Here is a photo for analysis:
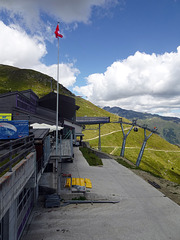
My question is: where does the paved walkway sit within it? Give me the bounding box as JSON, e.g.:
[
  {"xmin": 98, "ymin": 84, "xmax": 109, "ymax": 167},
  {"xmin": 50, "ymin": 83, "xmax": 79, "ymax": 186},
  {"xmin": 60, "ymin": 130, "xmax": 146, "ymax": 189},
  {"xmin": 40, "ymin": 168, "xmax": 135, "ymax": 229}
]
[{"xmin": 22, "ymin": 147, "xmax": 180, "ymax": 240}]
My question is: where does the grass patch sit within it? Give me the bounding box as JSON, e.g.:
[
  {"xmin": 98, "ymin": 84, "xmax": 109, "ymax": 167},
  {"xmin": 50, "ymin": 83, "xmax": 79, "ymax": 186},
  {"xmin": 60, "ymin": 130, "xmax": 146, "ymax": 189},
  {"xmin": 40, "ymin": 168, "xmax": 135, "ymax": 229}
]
[
  {"xmin": 116, "ymin": 157, "xmax": 163, "ymax": 178},
  {"xmin": 139, "ymin": 168, "xmax": 162, "ymax": 179},
  {"xmin": 72, "ymin": 196, "xmax": 86, "ymax": 200},
  {"xmin": 79, "ymin": 146, "xmax": 103, "ymax": 166},
  {"xmin": 116, "ymin": 157, "xmax": 138, "ymax": 169}
]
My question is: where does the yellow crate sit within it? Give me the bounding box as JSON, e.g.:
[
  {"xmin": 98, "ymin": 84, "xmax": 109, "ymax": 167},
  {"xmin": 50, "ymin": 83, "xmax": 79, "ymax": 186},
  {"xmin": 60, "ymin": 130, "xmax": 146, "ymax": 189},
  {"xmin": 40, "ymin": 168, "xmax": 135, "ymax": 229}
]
[
  {"xmin": 85, "ymin": 178, "xmax": 92, "ymax": 188},
  {"xmin": 71, "ymin": 178, "xmax": 90, "ymax": 188},
  {"xmin": 65, "ymin": 178, "xmax": 71, "ymax": 188},
  {"xmin": 72, "ymin": 178, "xmax": 76, "ymax": 186},
  {"xmin": 80, "ymin": 178, "xmax": 85, "ymax": 187},
  {"xmin": 75, "ymin": 178, "xmax": 80, "ymax": 186}
]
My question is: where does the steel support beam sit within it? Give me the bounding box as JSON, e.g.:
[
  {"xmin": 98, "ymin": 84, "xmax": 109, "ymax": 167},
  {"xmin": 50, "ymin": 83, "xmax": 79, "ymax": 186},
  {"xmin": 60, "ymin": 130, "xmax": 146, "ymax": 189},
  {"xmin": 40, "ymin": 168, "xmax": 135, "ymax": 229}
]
[
  {"xmin": 98, "ymin": 124, "xmax": 101, "ymax": 151},
  {"xmin": 136, "ymin": 129, "xmax": 153, "ymax": 167},
  {"xmin": 120, "ymin": 123, "xmax": 134, "ymax": 157}
]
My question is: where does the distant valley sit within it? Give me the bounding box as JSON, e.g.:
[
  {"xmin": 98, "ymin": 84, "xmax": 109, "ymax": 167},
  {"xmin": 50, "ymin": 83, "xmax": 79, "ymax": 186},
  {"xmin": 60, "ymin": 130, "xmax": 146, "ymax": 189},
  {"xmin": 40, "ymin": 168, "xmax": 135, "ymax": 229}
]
[{"xmin": 103, "ymin": 106, "xmax": 180, "ymax": 145}]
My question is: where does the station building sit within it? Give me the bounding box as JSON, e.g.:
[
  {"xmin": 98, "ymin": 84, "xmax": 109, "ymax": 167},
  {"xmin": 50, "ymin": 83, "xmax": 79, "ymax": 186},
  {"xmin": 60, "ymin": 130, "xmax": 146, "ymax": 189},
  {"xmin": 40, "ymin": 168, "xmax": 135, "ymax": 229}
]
[{"xmin": 0, "ymin": 89, "xmax": 82, "ymax": 240}]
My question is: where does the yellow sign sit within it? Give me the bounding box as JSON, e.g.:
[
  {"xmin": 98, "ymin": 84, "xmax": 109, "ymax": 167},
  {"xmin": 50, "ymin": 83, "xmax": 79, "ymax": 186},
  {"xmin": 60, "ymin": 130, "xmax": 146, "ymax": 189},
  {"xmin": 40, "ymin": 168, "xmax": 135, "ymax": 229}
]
[{"xmin": 0, "ymin": 113, "xmax": 12, "ymax": 121}]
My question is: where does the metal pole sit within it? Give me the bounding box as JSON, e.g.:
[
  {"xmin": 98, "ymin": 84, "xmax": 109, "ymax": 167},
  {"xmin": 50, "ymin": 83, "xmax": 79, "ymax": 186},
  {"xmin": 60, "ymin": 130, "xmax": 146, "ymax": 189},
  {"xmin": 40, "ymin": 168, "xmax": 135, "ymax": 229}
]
[
  {"xmin": 57, "ymin": 157, "xmax": 61, "ymax": 195},
  {"xmin": 136, "ymin": 129, "xmax": 153, "ymax": 167},
  {"xmin": 57, "ymin": 135, "xmax": 62, "ymax": 194},
  {"xmin": 70, "ymin": 130, "xmax": 73, "ymax": 158},
  {"xmin": 98, "ymin": 124, "xmax": 101, "ymax": 151},
  {"xmin": 56, "ymin": 36, "xmax": 60, "ymax": 156},
  {"xmin": 120, "ymin": 123, "xmax": 133, "ymax": 157},
  {"xmin": 9, "ymin": 140, "xmax": 12, "ymax": 172},
  {"xmin": 120, "ymin": 136, "xmax": 126, "ymax": 157}
]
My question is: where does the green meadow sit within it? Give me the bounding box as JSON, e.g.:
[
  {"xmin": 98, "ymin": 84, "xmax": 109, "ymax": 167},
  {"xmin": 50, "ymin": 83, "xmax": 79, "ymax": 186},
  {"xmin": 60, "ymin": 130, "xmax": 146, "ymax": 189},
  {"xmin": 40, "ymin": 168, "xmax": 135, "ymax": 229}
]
[
  {"xmin": 0, "ymin": 64, "xmax": 179, "ymax": 184},
  {"xmin": 76, "ymin": 96, "xmax": 180, "ymax": 184}
]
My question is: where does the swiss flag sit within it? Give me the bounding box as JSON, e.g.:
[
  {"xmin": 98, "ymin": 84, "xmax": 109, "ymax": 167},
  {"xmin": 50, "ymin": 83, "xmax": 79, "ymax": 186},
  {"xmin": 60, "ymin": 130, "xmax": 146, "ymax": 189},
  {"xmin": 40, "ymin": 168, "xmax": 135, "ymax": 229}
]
[{"xmin": 54, "ymin": 24, "xmax": 63, "ymax": 38}]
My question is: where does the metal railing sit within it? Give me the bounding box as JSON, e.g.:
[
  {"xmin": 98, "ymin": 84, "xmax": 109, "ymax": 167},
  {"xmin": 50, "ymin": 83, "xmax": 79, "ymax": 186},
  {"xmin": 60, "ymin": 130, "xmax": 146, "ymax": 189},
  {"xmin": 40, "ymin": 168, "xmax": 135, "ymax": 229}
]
[
  {"xmin": 64, "ymin": 130, "xmax": 71, "ymax": 139},
  {"xmin": 76, "ymin": 116, "xmax": 110, "ymax": 125},
  {"xmin": 0, "ymin": 134, "xmax": 35, "ymax": 175}
]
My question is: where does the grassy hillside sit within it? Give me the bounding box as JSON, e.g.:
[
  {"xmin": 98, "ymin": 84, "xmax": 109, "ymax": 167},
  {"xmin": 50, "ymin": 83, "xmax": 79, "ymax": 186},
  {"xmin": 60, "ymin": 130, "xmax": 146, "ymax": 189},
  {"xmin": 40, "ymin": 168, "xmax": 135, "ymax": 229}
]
[
  {"xmin": 0, "ymin": 64, "xmax": 74, "ymax": 97},
  {"xmin": 104, "ymin": 106, "xmax": 180, "ymax": 145},
  {"xmin": 137, "ymin": 117, "xmax": 180, "ymax": 145},
  {"xmin": 76, "ymin": 97, "xmax": 180, "ymax": 184},
  {"xmin": 0, "ymin": 64, "xmax": 179, "ymax": 184}
]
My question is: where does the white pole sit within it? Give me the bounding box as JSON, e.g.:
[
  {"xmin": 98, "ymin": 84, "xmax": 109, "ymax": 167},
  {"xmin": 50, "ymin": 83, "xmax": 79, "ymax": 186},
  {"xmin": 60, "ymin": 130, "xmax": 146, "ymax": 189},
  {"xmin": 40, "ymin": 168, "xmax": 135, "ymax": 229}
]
[
  {"xmin": 54, "ymin": 23, "xmax": 62, "ymax": 194},
  {"xmin": 56, "ymin": 35, "xmax": 60, "ymax": 157}
]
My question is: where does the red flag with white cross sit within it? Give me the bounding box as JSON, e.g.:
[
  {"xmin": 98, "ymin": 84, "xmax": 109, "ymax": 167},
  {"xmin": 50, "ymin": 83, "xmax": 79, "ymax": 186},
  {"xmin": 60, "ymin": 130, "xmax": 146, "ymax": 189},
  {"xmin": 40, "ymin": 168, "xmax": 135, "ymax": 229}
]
[{"xmin": 54, "ymin": 23, "xmax": 63, "ymax": 38}]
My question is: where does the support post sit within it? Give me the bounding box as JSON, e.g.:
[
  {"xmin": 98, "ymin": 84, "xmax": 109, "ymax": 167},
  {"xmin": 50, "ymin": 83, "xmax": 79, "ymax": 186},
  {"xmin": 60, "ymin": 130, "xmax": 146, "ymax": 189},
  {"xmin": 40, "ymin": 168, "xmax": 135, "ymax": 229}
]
[
  {"xmin": 120, "ymin": 123, "xmax": 133, "ymax": 157},
  {"xmin": 9, "ymin": 141, "xmax": 12, "ymax": 172},
  {"xmin": 55, "ymin": 36, "xmax": 60, "ymax": 157},
  {"xmin": 136, "ymin": 128, "xmax": 153, "ymax": 167},
  {"xmin": 98, "ymin": 124, "xmax": 101, "ymax": 151},
  {"xmin": 57, "ymin": 156, "xmax": 62, "ymax": 195},
  {"xmin": 54, "ymin": 22, "xmax": 63, "ymax": 196},
  {"xmin": 57, "ymin": 135, "xmax": 62, "ymax": 194},
  {"xmin": 70, "ymin": 129, "xmax": 73, "ymax": 158}
]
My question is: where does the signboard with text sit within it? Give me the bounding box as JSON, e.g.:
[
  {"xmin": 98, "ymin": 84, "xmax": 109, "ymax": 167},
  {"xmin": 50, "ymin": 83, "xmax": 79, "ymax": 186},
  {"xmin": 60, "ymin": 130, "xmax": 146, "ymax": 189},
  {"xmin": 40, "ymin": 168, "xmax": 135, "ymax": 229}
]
[
  {"xmin": 0, "ymin": 120, "xmax": 29, "ymax": 139},
  {"xmin": 0, "ymin": 113, "xmax": 12, "ymax": 121}
]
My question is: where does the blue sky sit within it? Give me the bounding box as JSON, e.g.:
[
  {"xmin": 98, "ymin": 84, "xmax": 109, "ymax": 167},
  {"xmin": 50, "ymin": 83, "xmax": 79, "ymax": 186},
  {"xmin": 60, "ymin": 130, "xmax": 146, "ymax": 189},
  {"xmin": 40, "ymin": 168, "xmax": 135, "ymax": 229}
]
[{"xmin": 0, "ymin": 0, "xmax": 180, "ymax": 118}]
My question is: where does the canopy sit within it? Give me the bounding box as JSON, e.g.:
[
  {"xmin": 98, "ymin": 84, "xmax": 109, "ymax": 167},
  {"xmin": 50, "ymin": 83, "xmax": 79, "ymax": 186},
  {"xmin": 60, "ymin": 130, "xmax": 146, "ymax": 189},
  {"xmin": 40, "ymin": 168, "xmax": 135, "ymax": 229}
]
[{"xmin": 30, "ymin": 123, "xmax": 63, "ymax": 132}]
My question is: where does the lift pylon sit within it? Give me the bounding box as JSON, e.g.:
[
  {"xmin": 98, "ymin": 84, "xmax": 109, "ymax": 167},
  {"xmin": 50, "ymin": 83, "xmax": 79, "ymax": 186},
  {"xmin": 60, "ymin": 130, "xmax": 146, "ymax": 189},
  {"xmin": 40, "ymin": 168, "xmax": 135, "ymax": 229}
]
[
  {"xmin": 136, "ymin": 126, "xmax": 158, "ymax": 166},
  {"xmin": 120, "ymin": 119, "xmax": 137, "ymax": 157}
]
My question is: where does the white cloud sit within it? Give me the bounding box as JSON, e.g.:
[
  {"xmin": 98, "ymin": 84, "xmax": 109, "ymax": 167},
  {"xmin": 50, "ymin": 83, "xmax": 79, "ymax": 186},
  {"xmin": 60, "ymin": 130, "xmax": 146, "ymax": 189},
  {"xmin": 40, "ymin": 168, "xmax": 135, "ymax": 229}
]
[
  {"xmin": 0, "ymin": 0, "xmax": 120, "ymax": 88},
  {"xmin": 74, "ymin": 48, "xmax": 180, "ymax": 118},
  {"xmin": 0, "ymin": 21, "xmax": 80, "ymax": 88},
  {"xmin": 0, "ymin": 21, "xmax": 46, "ymax": 67},
  {"xmin": 0, "ymin": 0, "xmax": 118, "ymax": 32},
  {"xmin": 34, "ymin": 63, "xmax": 80, "ymax": 88}
]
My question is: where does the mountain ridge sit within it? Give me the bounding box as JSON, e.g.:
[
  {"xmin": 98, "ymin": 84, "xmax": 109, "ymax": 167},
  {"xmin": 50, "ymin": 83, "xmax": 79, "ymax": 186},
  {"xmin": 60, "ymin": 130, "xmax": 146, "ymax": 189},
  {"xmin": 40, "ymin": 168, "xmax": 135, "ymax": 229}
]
[
  {"xmin": 0, "ymin": 64, "xmax": 74, "ymax": 97},
  {"xmin": 0, "ymin": 64, "xmax": 179, "ymax": 184},
  {"xmin": 103, "ymin": 106, "xmax": 180, "ymax": 145},
  {"xmin": 103, "ymin": 106, "xmax": 180, "ymax": 123}
]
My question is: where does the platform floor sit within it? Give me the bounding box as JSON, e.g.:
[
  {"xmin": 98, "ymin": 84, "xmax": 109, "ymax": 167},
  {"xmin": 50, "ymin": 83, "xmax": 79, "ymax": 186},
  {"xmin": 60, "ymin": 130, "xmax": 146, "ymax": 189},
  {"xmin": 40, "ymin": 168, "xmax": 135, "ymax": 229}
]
[{"xmin": 22, "ymin": 147, "xmax": 180, "ymax": 240}]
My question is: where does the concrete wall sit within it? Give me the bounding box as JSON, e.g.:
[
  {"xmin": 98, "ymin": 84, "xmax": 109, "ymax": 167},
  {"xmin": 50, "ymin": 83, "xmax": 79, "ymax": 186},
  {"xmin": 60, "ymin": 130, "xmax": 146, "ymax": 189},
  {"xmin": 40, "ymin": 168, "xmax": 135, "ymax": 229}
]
[
  {"xmin": 0, "ymin": 151, "xmax": 36, "ymax": 221},
  {"xmin": 8, "ymin": 198, "xmax": 17, "ymax": 240}
]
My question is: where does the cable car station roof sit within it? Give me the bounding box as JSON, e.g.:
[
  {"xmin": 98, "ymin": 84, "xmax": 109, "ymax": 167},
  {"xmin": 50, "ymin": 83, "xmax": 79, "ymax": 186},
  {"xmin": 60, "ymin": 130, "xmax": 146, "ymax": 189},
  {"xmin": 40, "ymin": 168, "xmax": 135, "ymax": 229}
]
[
  {"xmin": 76, "ymin": 117, "xmax": 110, "ymax": 125},
  {"xmin": 77, "ymin": 116, "xmax": 158, "ymax": 134}
]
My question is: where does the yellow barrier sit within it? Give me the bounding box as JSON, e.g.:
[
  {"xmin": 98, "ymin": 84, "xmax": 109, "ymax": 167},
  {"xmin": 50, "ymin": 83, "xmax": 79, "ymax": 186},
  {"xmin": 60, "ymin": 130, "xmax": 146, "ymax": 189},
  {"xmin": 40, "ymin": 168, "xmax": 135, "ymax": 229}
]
[
  {"xmin": 75, "ymin": 178, "xmax": 80, "ymax": 186},
  {"xmin": 65, "ymin": 178, "xmax": 71, "ymax": 188},
  {"xmin": 85, "ymin": 178, "xmax": 92, "ymax": 188},
  {"xmin": 72, "ymin": 178, "xmax": 76, "ymax": 186},
  {"xmin": 80, "ymin": 178, "xmax": 85, "ymax": 186},
  {"xmin": 66, "ymin": 178, "xmax": 92, "ymax": 189}
]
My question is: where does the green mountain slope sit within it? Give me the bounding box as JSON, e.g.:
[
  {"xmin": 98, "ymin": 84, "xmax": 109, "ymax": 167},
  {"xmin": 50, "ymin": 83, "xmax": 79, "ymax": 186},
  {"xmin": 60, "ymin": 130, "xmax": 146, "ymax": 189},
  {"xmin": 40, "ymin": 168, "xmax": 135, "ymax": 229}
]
[
  {"xmin": 137, "ymin": 117, "xmax": 180, "ymax": 145},
  {"xmin": 103, "ymin": 106, "xmax": 180, "ymax": 145},
  {"xmin": 0, "ymin": 64, "xmax": 179, "ymax": 184},
  {"xmin": 0, "ymin": 64, "xmax": 74, "ymax": 97},
  {"xmin": 76, "ymin": 97, "xmax": 180, "ymax": 184}
]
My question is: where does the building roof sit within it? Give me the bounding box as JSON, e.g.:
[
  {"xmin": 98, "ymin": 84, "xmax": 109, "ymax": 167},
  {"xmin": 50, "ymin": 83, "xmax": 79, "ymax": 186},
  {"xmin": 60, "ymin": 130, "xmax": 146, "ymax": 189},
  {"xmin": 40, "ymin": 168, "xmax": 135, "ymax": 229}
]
[
  {"xmin": 30, "ymin": 128, "xmax": 49, "ymax": 141},
  {"xmin": 30, "ymin": 123, "xmax": 63, "ymax": 132},
  {"xmin": 76, "ymin": 117, "xmax": 110, "ymax": 125}
]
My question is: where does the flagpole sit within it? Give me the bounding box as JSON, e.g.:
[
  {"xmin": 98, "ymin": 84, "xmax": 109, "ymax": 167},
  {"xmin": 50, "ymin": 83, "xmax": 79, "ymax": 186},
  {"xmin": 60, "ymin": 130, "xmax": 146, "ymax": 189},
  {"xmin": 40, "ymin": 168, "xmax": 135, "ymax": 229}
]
[
  {"xmin": 56, "ymin": 30, "xmax": 60, "ymax": 157},
  {"xmin": 54, "ymin": 22, "xmax": 63, "ymax": 194}
]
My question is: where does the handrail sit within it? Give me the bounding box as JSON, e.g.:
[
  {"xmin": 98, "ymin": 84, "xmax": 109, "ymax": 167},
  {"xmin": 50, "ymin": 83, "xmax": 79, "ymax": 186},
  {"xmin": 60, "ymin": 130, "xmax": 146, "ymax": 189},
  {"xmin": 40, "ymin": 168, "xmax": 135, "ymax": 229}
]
[
  {"xmin": 0, "ymin": 134, "xmax": 35, "ymax": 175},
  {"xmin": 0, "ymin": 134, "xmax": 34, "ymax": 150},
  {"xmin": 0, "ymin": 146, "xmax": 34, "ymax": 174},
  {"xmin": 64, "ymin": 130, "xmax": 71, "ymax": 139},
  {"xmin": 0, "ymin": 139, "xmax": 34, "ymax": 164}
]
